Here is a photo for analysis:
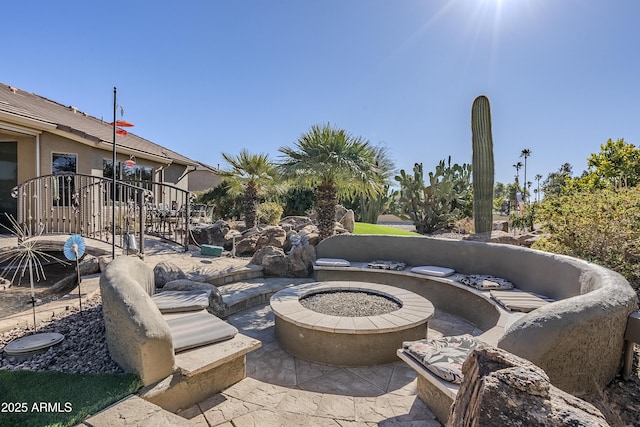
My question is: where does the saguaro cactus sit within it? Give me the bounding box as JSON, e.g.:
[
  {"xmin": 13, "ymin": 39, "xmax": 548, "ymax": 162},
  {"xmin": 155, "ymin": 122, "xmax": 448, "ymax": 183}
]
[{"xmin": 471, "ymin": 95, "xmax": 495, "ymax": 234}]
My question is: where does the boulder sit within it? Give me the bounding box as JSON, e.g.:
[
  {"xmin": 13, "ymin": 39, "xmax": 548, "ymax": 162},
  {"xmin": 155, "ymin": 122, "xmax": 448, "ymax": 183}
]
[
  {"xmin": 234, "ymin": 234, "xmax": 259, "ymax": 255},
  {"xmin": 162, "ymin": 279, "xmax": 225, "ymax": 318},
  {"xmin": 250, "ymin": 246, "xmax": 285, "ymax": 266},
  {"xmin": 334, "ymin": 204, "xmax": 348, "ymax": 222},
  {"xmin": 334, "ymin": 221, "xmax": 349, "ymax": 234},
  {"xmin": 298, "ymin": 224, "xmax": 320, "ymax": 245},
  {"xmin": 339, "ymin": 209, "xmax": 355, "ymax": 233},
  {"xmin": 190, "ymin": 220, "xmax": 231, "ymax": 247},
  {"xmin": 518, "ymin": 232, "xmax": 542, "ymax": 247},
  {"xmin": 153, "ymin": 261, "xmax": 187, "ymax": 288},
  {"xmin": 463, "ymin": 230, "xmax": 519, "ymax": 245},
  {"xmin": 261, "ymin": 251, "xmax": 290, "ymax": 277},
  {"xmin": 251, "ymin": 245, "xmax": 315, "ymax": 278},
  {"xmin": 255, "ymin": 226, "xmax": 287, "ymax": 251},
  {"xmin": 447, "ymin": 345, "xmax": 608, "ymax": 427},
  {"xmin": 287, "ymin": 244, "xmax": 316, "ymax": 277},
  {"xmin": 493, "ymin": 220, "xmax": 509, "ymax": 232},
  {"xmin": 279, "ymin": 216, "xmax": 314, "ymax": 232}
]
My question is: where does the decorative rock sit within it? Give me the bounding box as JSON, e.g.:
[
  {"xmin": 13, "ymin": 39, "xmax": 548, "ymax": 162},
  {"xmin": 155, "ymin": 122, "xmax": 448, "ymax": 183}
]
[
  {"xmin": 279, "ymin": 216, "xmax": 314, "ymax": 232},
  {"xmin": 447, "ymin": 345, "xmax": 609, "ymax": 427},
  {"xmin": 287, "ymin": 244, "xmax": 316, "ymax": 277},
  {"xmin": 339, "ymin": 209, "xmax": 355, "ymax": 233},
  {"xmin": 250, "ymin": 246, "xmax": 284, "ymax": 266},
  {"xmin": 190, "ymin": 220, "xmax": 231, "ymax": 247},
  {"xmin": 255, "ymin": 226, "xmax": 287, "ymax": 251},
  {"xmin": 493, "ymin": 220, "xmax": 509, "ymax": 232},
  {"xmin": 153, "ymin": 261, "xmax": 187, "ymax": 289},
  {"xmin": 0, "ymin": 297, "xmax": 123, "ymax": 374},
  {"xmin": 162, "ymin": 279, "xmax": 226, "ymax": 317},
  {"xmin": 235, "ymin": 234, "xmax": 259, "ymax": 255},
  {"xmin": 304, "ymin": 231, "xmax": 320, "ymax": 246},
  {"xmin": 261, "ymin": 250, "xmax": 290, "ymax": 277},
  {"xmin": 334, "ymin": 222, "xmax": 349, "ymax": 234},
  {"xmin": 463, "ymin": 230, "xmax": 519, "ymax": 245},
  {"xmin": 518, "ymin": 232, "xmax": 542, "ymax": 247},
  {"xmin": 251, "ymin": 245, "xmax": 315, "ymax": 278},
  {"xmin": 334, "ymin": 204, "xmax": 348, "ymax": 222}
]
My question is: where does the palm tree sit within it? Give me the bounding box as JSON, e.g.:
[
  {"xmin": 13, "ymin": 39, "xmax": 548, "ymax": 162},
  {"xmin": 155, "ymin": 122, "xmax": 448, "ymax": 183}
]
[
  {"xmin": 513, "ymin": 161, "xmax": 523, "ymax": 188},
  {"xmin": 220, "ymin": 149, "xmax": 279, "ymax": 229},
  {"xmin": 535, "ymin": 173, "xmax": 543, "ymax": 203},
  {"xmin": 358, "ymin": 143, "xmax": 396, "ymax": 223},
  {"xmin": 279, "ymin": 123, "xmax": 381, "ymax": 240},
  {"xmin": 520, "ymin": 149, "xmax": 531, "ymax": 203}
]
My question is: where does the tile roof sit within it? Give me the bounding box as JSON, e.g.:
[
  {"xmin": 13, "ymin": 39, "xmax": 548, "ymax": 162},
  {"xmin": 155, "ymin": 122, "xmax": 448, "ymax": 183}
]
[{"xmin": 0, "ymin": 83, "xmax": 198, "ymax": 166}]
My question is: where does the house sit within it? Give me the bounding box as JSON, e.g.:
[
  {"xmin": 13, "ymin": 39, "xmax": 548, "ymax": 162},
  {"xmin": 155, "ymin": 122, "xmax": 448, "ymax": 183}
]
[{"xmin": 0, "ymin": 83, "xmax": 221, "ymax": 232}]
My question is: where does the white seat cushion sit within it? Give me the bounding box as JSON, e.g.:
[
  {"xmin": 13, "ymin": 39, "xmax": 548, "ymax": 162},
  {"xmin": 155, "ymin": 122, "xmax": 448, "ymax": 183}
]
[
  {"xmin": 490, "ymin": 289, "xmax": 554, "ymax": 313},
  {"xmin": 315, "ymin": 258, "xmax": 351, "ymax": 267},
  {"xmin": 152, "ymin": 290, "xmax": 211, "ymax": 313},
  {"xmin": 411, "ymin": 266, "xmax": 456, "ymax": 277},
  {"xmin": 166, "ymin": 312, "xmax": 238, "ymax": 353}
]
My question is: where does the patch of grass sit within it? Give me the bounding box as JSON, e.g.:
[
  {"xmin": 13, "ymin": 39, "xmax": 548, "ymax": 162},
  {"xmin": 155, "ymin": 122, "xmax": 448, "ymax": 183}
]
[
  {"xmin": 353, "ymin": 222, "xmax": 420, "ymax": 236},
  {"xmin": 0, "ymin": 370, "xmax": 141, "ymax": 427}
]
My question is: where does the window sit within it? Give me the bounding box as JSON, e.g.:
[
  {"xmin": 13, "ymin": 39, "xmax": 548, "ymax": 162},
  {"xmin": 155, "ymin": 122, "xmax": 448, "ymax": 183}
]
[
  {"xmin": 52, "ymin": 153, "xmax": 77, "ymax": 206},
  {"xmin": 103, "ymin": 159, "xmax": 153, "ymax": 202},
  {"xmin": 103, "ymin": 159, "xmax": 153, "ymax": 183}
]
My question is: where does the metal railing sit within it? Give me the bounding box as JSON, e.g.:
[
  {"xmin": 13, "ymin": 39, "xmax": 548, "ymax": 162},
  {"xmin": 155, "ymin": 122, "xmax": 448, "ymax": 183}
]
[{"xmin": 13, "ymin": 174, "xmax": 193, "ymax": 253}]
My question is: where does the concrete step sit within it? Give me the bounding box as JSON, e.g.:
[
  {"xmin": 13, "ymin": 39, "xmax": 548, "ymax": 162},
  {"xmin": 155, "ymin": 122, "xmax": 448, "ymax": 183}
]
[
  {"xmin": 190, "ymin": 264, "xmax": 264, "ymax": 286},
  {"xmin": 218, "ymin": 277, "xmax": 315, "ymax": 317}
]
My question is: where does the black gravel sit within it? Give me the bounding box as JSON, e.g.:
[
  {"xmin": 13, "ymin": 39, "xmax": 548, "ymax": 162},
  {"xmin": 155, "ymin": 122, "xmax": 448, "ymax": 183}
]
[{"xmin": 300, "ymin": 291, "xmax": 400, "ymax": 317}]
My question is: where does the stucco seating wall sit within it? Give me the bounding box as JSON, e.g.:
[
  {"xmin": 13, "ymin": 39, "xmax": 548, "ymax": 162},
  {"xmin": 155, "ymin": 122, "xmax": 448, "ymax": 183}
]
[
  {"xmin": 314, "ymin": 234, "xmax": 638, "ymax": 396},
  {"xmin": 100, "ymin": 256, "xmax": 261, "ymax": 412}
]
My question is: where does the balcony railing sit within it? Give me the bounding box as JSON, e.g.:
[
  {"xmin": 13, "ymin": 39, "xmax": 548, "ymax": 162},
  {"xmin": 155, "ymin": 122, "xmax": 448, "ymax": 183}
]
[{"xmin": 13, "ymin": 174, "xmax": 194, "ymax": 253}]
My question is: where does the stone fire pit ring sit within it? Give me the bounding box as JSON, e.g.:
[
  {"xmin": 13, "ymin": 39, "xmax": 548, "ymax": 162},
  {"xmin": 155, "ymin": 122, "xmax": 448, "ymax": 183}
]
[{"xmin": 270, "ymin": 281, "xmax": 434, "ymax": 366}]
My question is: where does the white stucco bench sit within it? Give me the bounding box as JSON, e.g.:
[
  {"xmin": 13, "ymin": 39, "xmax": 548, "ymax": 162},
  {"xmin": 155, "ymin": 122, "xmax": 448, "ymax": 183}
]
[
  {"xmin": 100, "ymin": 256, "xmax": 261, "ymax": 412},
  {"xmin": 314, "ymin": 234, "xmax": 637, "ymax": 423}
]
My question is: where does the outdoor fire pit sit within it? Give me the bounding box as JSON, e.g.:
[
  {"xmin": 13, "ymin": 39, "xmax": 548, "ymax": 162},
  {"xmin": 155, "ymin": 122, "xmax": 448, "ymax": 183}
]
[{"xmin": 270, "ymin": 281, "xmax": 434, "ymax": 366}]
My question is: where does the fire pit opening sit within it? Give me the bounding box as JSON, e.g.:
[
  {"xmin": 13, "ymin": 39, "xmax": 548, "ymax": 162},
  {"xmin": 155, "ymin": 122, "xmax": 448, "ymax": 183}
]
[{"xmin": 299, "ymin": 290, "xmax": 401, "ymax": 317}]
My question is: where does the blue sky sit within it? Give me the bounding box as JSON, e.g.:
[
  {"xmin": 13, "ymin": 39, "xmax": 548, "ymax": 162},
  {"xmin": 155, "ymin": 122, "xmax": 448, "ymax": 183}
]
[{"xmin": 4, "ymin": 0, "xmax": 639, "ymax": 187}]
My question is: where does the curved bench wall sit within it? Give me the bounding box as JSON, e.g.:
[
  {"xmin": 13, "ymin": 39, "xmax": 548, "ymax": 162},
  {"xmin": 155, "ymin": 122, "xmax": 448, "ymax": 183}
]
[
  {"xmin": 100, "ymin": 256, "xmax": 175, "ymax": 386},
  {"xmin": 499, "ymin": 263, "xmax": 635, "ymax": 394},
  {"xmin": 315, "ymin": 234, "xmax": 638, "ymax": 394},
  {"xmin": 315, "ymin": 234, "xmax": 585, "ymax": 300}
]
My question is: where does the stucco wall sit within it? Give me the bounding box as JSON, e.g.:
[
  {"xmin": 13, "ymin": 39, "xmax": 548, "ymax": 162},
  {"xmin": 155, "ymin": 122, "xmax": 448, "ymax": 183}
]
[{"xmin": 315, "ymin": 234, "xmax": 638, "ymax": 394}]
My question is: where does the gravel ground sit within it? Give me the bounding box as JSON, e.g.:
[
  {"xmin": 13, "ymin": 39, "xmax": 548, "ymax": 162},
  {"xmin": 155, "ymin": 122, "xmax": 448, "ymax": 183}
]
[
  {"xmin": 0, "ymin": 296, "xmax": 122, "ymax": 375},
  {"xmin": 300, "ymin": 291, "xmax": 400, "ymax": 317}
]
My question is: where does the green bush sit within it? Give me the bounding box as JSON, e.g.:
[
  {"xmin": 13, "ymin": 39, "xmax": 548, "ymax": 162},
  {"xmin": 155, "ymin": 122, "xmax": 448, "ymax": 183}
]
[
  {"xmin": 533, "ymin": 187, "xmax": 640, "ymax": 293},
  {"xmin": 257, "ymin": 201, "xmax": 283, "ymax": 225},
  {"xmin": 510, "ymin": 203, "xmax": 538, "ymax": 232}
]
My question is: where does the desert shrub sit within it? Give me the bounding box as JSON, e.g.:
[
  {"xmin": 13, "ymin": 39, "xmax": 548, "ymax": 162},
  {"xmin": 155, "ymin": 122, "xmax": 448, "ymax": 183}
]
[
  {"xmin": 195, "ymin": 182, "xmax": 243, "ymax": 220},
  {"xmin": 510, "ymin": 203, "xmax": 538, "ymax": 232},
  {"xmin": 393, "ymin": 160, "xmax": 471, "ymax": 234},
  {"xmin": 533, "ymin": 187, "xmax": 640, "ymax": 292},
  {"xmin": 257, "ymin": 201, "xmax": 284, "ymax": 225},
  {"xmin": 282, "ymin": 187, "xmax": 315, "ymax": 216}
]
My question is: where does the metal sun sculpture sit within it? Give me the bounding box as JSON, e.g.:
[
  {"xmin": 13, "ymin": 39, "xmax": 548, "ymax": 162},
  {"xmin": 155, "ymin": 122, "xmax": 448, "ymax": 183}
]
[
  {"xmin": 63, "ymin": 234, "xmax": 86, "ymax": 315},
  {"xmin": 0, "ymin": 214, "xmax": 68, "ymax": 331}
]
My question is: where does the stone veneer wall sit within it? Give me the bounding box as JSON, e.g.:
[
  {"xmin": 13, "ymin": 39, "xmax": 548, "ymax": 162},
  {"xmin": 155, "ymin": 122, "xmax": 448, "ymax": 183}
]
[{"xmin": 315, "ymin": 234, "xmax": 638, "ymax": 394}]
